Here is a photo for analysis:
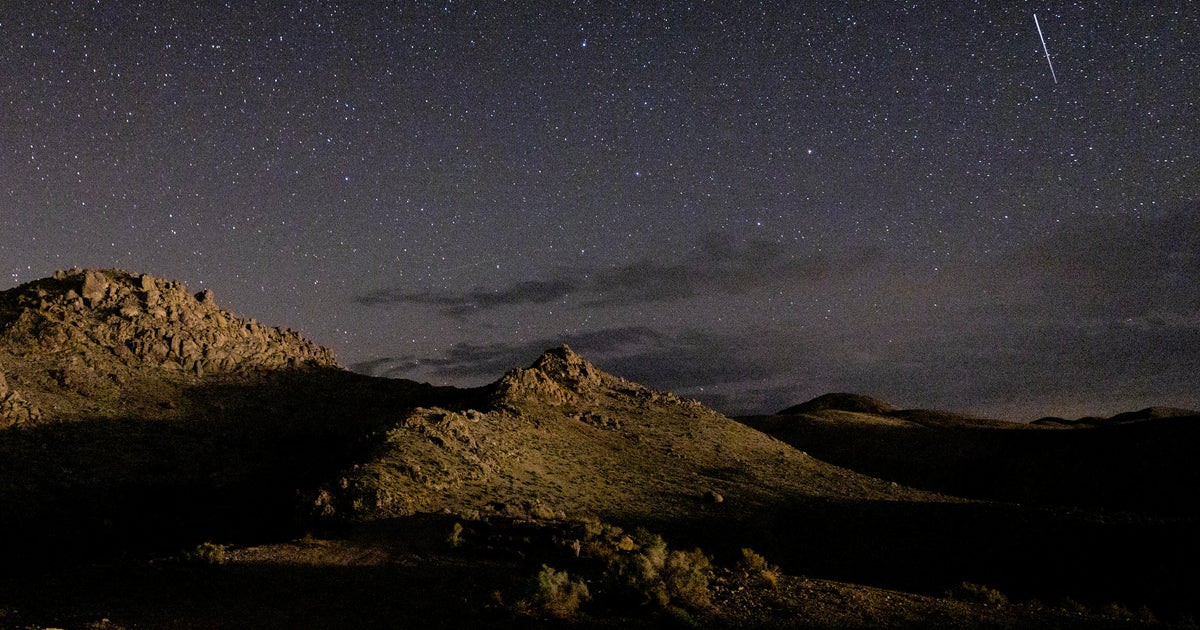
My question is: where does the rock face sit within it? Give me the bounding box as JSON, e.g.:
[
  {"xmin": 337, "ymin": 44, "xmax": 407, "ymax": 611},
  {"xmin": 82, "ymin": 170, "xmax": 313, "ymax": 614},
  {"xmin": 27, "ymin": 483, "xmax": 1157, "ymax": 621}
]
[
  {"xmin": 0, "ymin": 268, "xmax": 340, "ymax": 426},
  {"xmin": 491, "ymin": 345, "xmax": 607, "ymax": 406},
  {"xmin": 489, "ymin": 344, "xmax": 703, "ymax": 412}
]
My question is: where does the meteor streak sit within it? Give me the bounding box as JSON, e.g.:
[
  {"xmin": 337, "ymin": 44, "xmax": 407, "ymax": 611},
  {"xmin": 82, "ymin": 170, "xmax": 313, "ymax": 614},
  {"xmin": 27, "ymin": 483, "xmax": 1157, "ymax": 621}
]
[{"xmin": 1033, "ymin": 14, "xmax": 1058, "ymax": 84}]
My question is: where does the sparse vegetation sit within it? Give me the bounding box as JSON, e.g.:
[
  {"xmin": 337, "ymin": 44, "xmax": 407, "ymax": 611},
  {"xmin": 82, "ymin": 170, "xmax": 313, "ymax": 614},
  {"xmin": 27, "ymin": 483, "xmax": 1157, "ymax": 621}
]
[
  {"xmin": 447, "ymin": 521, "xmax": 464, "ymax": 548},
  {"xmin": 1100, "ymin": 601, "xmax": 1134, "ymax": 620},
  {"xmin": 187, "ymin": 541, "xmax": 229, "ymax": 565},
  {"xmin": 946, "ymin": 581, "xmax": 1007, "ymax": 608},
  {"xmin": 602, "ymin": 527, "xmax": 713, "ymax": 611},
  {"xmin": 1059, "ymin": 596, "xmax": 1089, "ymax": 615},
  {"xmin": 516, "ymin": 564, "xmax": 590, "ymax": 619},
  {"xmin": 83, "ymin": 620, "xmax": 128, "ymax": 630},
  {"xmin": 738, "ymin": 548, "xmax": 779, "ymax": 589}
]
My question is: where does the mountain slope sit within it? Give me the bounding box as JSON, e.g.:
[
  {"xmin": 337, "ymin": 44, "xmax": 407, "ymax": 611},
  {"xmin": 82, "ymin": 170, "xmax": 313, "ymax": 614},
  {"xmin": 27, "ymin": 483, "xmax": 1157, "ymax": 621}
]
[{"xmin": 319, "ymin": 346, "xmax": 934, "ymax": 525}]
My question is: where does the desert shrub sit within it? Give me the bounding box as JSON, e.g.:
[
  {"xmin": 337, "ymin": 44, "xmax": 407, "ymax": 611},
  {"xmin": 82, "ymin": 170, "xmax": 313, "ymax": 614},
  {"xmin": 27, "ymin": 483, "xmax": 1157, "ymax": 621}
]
[
  {"xmin": 447, "ymin": 522, "xmax": 464, "ymax": 548},
  {"xmin": 604, "ymin": 528, "xmax": 712, "ymax": 611},
  {"xmin": 663, "ymin": 604, "xmax": 701, "ymax": 628},
  {"xmin": 1100, "ymin": 602, "xmax": 1134, "ymax": 620},
  {"xmin": 188, "ymin": 541, "xmax": 229, "ymax": 565},
  {"xmin": 738, "ymin": 548, "xmax": 780, "ymax": 589},
  {"xmin": 759, "ymin": 569, "xmax": 779, "ymax": 589},
  {"xmin": 661, "ymin": 548, "xmax": 712, "ymax": 609},
  {"xmin": 1058, "ymin": 596, "xmax": 1089, "ymax": 615},
  {"xmin": 517, "ymin": 565, "xmax": 590, "ymax": 619},
  {"xmin": 946, "ymin": 581, "xmax": 1007, "ymax": 607},
  {"xmin": 1135, "ymin": 605, "xmax": 1158, "ymax": 623},
  {"xmin": 84, "ymin": 620, "xmax": 129, "ymax": 630},
  {"xmin": 739, "ymin": 548, "xmax": 769, "ymax": 573}
]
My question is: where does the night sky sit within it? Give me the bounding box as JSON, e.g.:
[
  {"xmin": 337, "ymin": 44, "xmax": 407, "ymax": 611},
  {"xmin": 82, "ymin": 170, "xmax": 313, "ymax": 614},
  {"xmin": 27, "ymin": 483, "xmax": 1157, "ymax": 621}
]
[{"xmin": 3, "ymin": 1, "xmax": 1198, "ymax": 420}]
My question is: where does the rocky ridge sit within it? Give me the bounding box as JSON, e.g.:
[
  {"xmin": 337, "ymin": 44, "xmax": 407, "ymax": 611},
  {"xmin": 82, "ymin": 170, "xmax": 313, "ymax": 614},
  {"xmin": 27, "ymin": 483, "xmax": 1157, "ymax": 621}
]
[
  {"xmin": 491, "ymin": 344, "xmax": 706, "ymax": 412},
  {"xmin": 0, "ymin": 268, "xmax": 339, "ymax": 427}
]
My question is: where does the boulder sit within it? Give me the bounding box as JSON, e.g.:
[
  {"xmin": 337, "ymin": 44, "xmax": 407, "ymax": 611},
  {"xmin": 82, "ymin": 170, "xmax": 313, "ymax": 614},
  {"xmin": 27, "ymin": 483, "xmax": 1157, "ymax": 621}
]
[{"xmin": 81, "ymin": 270, "xmax": 109, "ymax": 305}]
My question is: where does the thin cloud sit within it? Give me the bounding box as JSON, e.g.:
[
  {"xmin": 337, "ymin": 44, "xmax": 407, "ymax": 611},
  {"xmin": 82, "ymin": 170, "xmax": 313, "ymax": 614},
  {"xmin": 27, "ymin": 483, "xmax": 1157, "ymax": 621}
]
[
  {"xmin": 356, "ymin": 278, "xmax": 578, "ymax": 316},
  {"xmin": 356, "ymin": 236, "xmax": 842, "ymax": 315}
]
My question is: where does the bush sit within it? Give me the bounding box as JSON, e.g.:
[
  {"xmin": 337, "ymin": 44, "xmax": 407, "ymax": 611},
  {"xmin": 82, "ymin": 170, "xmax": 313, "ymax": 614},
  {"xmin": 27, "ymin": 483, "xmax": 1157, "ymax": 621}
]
[
  {"xmin": 1059, "ymin": 597, "xmax": 1089, "ymax": 615},
  {"xmin": 946, "ymin": 582, "xmax": 1007, "ymax": 607},
  {"xmin": 447, "ymin": 522, "xmax": 464, "ymax": 548},
  {"xmin": 739, "ymin": 548, "xmax": 769, "ymax": 573},
  {"xmin": 519, "ymin": 565, "xmax": 590, "ymax": 619},
  {"xmin": 1100, "ymin": 602, "xmax": 1134, "ymax": 620},
  {"xmin": 188, "ymin": 541, "xmax": 229, "ymax": 565},
  {"xmin": 662, "ymin": 548, "xmax": 712, "ymax": 609},
  {"xmin": 738, "ymin": 548, "xmax": 780, "ymax": 589},
  {"xmin": 604, "ymin": 529, "xmax": 712, "ymax": 611}
]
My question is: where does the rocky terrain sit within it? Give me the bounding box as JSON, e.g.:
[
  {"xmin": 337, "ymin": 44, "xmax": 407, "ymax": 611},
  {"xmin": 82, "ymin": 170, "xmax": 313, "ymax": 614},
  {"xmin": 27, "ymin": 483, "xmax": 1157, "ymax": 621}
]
[
  {"xmin": 0, "ymin": 268, "xmax": 335, "ymax": 428},
  {"xmin": 1, "ymin": 269, "xmax": 1197, "ymax": 628}
]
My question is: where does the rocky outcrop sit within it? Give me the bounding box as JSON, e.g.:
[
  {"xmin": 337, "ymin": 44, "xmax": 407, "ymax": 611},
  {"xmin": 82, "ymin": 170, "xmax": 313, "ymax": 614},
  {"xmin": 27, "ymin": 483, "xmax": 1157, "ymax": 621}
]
[
  {"xmin": 490, "ymin": 344, "xmax": 705, "ymax": 413},
  {"xmin": 491, "ymin": 345, "xmax": 603, "ymax": 406},
  {"xmin": 0, "ymin": 268, "xmax": 338, "ymax": 377},
  {"xmin": 0, "ymin": 359, "xmax": 40, "ymax": 428}
]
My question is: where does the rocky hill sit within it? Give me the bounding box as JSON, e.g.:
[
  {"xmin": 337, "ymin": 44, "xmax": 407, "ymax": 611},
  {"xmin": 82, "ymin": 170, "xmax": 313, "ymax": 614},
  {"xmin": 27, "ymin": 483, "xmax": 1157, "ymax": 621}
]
[
  {"xmin": 317, "ymin": 345, "xmax": 929, "ymax": 525},
  {"xmin": 0, "ymin": 268, "xmax": 337, "ymax": 427}
]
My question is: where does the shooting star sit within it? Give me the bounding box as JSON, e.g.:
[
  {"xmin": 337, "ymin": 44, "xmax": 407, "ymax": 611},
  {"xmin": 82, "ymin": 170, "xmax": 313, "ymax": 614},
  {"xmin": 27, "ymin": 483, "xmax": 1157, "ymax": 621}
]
[{"xmin": 1033, "ymin": 13, "xmax": 1058, "ymax": 84}]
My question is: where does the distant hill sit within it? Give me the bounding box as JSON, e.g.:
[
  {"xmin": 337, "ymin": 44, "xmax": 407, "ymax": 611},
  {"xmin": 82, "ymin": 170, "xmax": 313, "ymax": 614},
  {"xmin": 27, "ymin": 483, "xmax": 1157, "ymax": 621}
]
[
  {"xmin": 742, "ymin": 393, "xmax": 1200, "ymax": 516},
  {"xmin": 778, "ymin": 392, "xmax": 898, "ymax": 416},
  {"xmin": 1033, "ymin": 406, "xmax": 1199, "ymax": 427}
]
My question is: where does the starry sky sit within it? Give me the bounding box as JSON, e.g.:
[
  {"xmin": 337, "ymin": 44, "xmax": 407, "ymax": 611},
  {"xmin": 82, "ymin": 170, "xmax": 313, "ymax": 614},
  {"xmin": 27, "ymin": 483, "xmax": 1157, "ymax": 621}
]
[{"xmin": 2, "ymin": 1, "xmax": 1198, "ymax": 420}]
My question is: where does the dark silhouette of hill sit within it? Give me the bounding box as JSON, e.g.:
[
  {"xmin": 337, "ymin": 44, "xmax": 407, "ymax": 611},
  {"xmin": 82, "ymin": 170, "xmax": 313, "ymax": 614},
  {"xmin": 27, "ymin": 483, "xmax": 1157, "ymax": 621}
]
[
  {"xmin": 2, "ymin": 270, "xmax": 1198, "ymax": 627},
  {"xmin": 778, "ymin": 392, "xmax": 898, "ymax": 416},
  {"xmin": 1033, "ymin": 405, "xmax": 1198, "ymax": 427},
  {"xmin": 741, "ymin": 393, "xmax": 1200, "ymax": 517}
]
